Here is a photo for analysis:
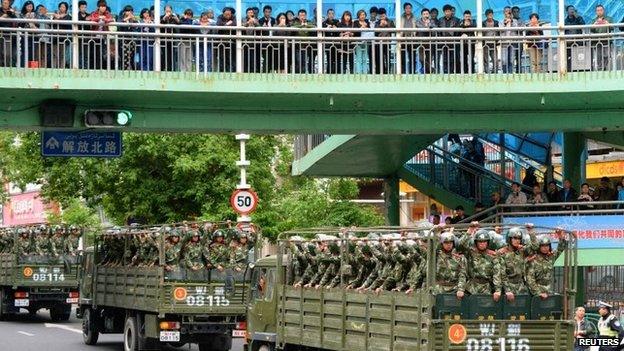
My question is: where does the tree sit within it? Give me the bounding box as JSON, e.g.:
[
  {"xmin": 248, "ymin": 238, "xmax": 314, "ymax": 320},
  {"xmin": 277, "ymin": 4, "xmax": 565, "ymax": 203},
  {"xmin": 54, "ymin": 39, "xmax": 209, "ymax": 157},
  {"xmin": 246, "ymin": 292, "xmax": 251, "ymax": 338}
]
[{"xmin": 0, "ymin": 132, "xmax": 384, "ymax": 241}]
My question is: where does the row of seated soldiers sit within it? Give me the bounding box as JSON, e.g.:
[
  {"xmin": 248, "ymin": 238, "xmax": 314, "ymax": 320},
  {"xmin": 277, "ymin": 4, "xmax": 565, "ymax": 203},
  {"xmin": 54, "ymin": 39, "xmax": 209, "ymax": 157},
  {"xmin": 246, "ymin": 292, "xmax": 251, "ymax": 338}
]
[
  {"xmin": 99, "ymin": 222, "xmax": 254, "ymax": 272},
  {"xmin": 289, "ymin": 223, "xmax": 570, "ymax": 300},
  {"xmin": 0, "ymin": 225, "xmax": 82, "ymax": 256}
]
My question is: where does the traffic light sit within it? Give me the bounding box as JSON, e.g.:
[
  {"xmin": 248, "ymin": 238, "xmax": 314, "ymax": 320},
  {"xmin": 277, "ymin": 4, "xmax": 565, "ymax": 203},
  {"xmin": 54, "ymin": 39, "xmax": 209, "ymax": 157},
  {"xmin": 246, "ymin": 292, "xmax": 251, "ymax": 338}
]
[{"xmin": 84, "ymin": 109, "xmax": 132, "ymax": 128}]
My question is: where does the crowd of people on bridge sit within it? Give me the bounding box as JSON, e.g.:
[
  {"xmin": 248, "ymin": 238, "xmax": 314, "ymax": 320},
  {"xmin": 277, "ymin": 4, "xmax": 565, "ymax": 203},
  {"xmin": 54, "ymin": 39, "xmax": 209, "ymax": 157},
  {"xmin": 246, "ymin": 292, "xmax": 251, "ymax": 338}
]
[{"xmin": 1, "ymin": 1, "xmax": 624, "ymax": 73}]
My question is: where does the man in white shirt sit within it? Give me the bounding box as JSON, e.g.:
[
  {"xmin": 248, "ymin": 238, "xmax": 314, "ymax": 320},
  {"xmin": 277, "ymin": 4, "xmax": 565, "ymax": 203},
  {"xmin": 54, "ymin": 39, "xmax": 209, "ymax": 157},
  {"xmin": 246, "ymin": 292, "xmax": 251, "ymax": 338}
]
[{"xmin": 506, "ymin": 182, "xmax": 528, "ymax": 205}]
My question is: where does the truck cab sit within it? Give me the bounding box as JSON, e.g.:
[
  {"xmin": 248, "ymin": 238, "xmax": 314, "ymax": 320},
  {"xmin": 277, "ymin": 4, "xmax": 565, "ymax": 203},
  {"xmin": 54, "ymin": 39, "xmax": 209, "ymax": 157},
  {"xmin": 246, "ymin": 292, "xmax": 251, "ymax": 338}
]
[{"xmin": 246, "ymin": 256, "xmax": 280, "ymax": 351}]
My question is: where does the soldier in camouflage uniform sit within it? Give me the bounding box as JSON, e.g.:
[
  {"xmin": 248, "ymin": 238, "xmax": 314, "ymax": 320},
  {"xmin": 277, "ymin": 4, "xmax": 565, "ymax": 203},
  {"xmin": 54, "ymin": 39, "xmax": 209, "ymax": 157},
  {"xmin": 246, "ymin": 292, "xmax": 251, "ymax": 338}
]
[
  {"xmin": 317, "ymin": 242, "xmax": 342, "ymax": 289},
  {"xmin": 362, "ymin": 236, "xmax": 396, "ymax": 293},
  {"xmin": 49, "ymin": 226, "xmax": 66, "ymax": 258},
  {"xmin": 34, "ymin": 226, "xmax": 51, "ymax": 256},
  {"xmin": 181, "ymin": 230, "xmax": 204, "ymax": 271},
  {"xmin": 395, "ymin": 236, "xmax": 427, "ymax": 294},
  {"xmin": 434, "ymin": 232, "xmax": 467, "ymax": 300},
  {"xmin": 346, "ymin": 244, "xmax": 379, "ymax": 290},
  {"xmin": 458, "ymin": 229, "xmax": 503, "ymax": 300},
  {"xmin": 230, "ymin": 232, "xmax": 250, "ymax": 272},
  {"xmin": 380, "ymin": 237, "xmax": 413, "ymax": 293},
  {"xmin": 206, "ymin": 229, "xmax": 230, "ymax": 271},
  {"xmin": 497, "ymin": 225, "xmax": 538, "ymax": 301},
  {"xmin": 164, "ymin": 228, "xmax": 182, "ymax": 272},
  {"xmin": 132, "ymin": 231, "xmax": 159, "ymax": 267},
  {"xmin": 0, "ymin": 229, "xmax": 14, "ymax": 253},
  {"xmin": 293, "ymin": 243, "xmax": 318, "ymax": 288},
  {"xmin": 526, "ymin": 229, "xmax": 569, "ymax": 299},
  {"xmin": 108, "ymin": 229, "xmax": 126, "ymax": 266},
  {"xmin": 288, "ymin": 236, "xmax": 308, "ymax": 283},
  {"xmin": 65, "ymin": 225, "xmax": 81, "ymax": 256},
  {"xmin": 16, "ymin": 229, "xmax": 32, "ymax": 256},
  {"xmin": 303, "ymin": 238, "xmax": 331, "ymax": 288}
]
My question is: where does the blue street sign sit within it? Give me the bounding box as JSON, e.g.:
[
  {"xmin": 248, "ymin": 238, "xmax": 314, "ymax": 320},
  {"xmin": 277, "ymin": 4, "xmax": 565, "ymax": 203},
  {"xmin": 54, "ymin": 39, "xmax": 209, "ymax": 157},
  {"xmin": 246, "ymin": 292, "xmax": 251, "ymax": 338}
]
[{"xmin": 41, "ymin": 131, "xmax": 122, "ymax": 157}]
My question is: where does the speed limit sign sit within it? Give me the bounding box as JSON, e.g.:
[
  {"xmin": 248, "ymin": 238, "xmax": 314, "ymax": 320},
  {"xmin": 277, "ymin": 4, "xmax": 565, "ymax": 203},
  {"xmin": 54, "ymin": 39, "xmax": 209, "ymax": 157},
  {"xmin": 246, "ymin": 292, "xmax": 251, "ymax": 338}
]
[{"xmin": 230, "ymin": 189, "xmax": 259, "ymax": 215}]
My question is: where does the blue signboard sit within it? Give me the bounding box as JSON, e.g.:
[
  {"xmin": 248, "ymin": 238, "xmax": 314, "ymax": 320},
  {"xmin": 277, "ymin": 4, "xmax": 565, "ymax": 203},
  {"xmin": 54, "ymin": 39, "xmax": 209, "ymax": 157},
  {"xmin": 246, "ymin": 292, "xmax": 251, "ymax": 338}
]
[
  {"xmin": 41, "ymin": 131, "xmax": 122, "ymax": 158},
  {"xmin": 502, "ymin": 215, "xmax": 624, "ymax": 249}
]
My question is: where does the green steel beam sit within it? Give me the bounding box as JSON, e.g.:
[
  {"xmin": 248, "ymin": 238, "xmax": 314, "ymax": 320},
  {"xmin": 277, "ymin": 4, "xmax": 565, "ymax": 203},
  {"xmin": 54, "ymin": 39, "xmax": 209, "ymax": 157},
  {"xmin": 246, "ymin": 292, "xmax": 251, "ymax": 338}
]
[
  {"xmin": 384, "ymin": 175, "xmax": 400, "ymax": 226},
  {"xmin": 292, "ymin": 134, "xmax": 441, "ymax": 177},
  {"xmin": 562, "ymin": 132, "xmax": 587, "ymax": 190},
  {"xmin": 582, "ymin": 131, "xmax": 624, "ymax": 149},
  {"xmin": 2, "ymin": 69, "xmax": 624, "ymax": 134},
  {"xmin": 398, "ymin": 166, "xmax": 475, "ymax": 213}
]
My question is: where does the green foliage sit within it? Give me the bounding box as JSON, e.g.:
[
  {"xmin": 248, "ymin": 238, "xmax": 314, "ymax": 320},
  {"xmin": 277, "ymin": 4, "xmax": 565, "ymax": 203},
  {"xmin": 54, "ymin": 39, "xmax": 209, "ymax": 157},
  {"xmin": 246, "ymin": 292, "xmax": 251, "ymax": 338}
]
[
  {"xmin": 0, "ymin": 132, "xmax": 384, "ymax": 242},
  {"xmin": 47, "ymin": 198, "xmax": 101, "ymax": 228}
]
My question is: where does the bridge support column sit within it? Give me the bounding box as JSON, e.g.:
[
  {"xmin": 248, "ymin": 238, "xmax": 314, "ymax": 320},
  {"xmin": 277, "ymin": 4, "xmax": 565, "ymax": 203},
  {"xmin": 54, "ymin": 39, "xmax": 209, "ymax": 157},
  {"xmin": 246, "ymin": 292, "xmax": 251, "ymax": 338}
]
[
  {"xmin": 384, "ymin": 174, "xmax": 400, "ymax": 226},
  {"xmin": 562, "ymin": 132, "xmax": 586, "ymax": 190}
]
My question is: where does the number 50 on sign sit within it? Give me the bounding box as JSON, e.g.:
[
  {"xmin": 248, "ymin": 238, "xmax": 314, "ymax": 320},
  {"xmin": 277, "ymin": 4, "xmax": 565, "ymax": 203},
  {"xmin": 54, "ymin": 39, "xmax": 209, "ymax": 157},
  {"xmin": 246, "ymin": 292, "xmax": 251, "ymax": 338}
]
[{"xmin": 230, "ymin": 189, "xmax": 259, "ymax": 215}]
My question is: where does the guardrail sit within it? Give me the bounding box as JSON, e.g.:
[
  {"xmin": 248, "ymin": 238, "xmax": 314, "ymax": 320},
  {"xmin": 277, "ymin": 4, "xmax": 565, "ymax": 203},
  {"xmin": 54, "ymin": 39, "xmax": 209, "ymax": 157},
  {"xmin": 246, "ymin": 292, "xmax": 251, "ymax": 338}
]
[
  {"xmin": 1, "ymin": 19, "xmax": 623, "ymax": 75},
  {"xmin": 461, "ymin": 200, "xmax": 624, "ymax": 223}
]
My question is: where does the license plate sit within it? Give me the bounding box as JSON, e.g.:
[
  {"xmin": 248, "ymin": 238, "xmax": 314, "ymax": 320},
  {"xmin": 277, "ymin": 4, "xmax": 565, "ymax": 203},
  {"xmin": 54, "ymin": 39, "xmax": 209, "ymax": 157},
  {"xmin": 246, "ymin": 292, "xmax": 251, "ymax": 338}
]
[
  {"xmin": 15, "ymin": 299, "xmax": 29, "ymax": 307},
  {"xmin": 232, "ymin": 330, "xmax": 245, "ymax": 338},
  {"xmin": 159, "ymin": 331, "xmax": 180, "ymax": 342},
  {"xmin": 66, "ymin": 298, "xmax": 79, "ymax": 304}
]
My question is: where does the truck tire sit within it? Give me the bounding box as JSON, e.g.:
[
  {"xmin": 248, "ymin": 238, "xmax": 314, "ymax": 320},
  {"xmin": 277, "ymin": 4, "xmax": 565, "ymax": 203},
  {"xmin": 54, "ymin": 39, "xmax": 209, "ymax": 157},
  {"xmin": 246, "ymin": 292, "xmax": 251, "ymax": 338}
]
[
  {"xmin": 0, "ymin": 289, "xmax": 7, "ymax": 320},
  {"xmin": 82, "ymin": 308, "xmax": 99, "ymax": 345},
  {"xmin": 124, "ymin": 316, "xmax": 139, "ymax": 351}
]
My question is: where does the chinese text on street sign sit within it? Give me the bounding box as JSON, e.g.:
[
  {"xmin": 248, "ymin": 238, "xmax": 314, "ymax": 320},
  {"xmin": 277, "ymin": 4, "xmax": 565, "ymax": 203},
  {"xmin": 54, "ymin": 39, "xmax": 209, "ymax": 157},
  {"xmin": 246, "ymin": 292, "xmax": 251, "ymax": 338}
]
[{"xmin": 41, "ymin": 131, "xmax": 122, "ymax": 157}]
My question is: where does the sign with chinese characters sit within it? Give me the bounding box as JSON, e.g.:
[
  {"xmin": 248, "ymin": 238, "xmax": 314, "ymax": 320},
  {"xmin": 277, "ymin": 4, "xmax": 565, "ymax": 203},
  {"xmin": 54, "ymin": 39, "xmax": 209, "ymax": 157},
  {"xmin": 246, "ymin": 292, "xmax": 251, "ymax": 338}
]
[
  {"xmin": 502, "ymin": 215, "xmax": 624, "ymax": 249},
  {"xmin": 41, "ymin": 131, "xmax": 122, "ymax": 157}
]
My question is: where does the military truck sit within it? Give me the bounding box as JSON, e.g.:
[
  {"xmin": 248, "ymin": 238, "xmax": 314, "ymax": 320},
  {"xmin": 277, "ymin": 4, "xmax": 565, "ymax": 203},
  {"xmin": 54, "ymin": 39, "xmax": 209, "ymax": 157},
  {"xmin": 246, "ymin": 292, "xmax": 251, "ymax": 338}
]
[
  {"xmin": 0, "ymin": 225, "xmax": 82, "ymax": 321},
  {"xmin": 246, "ymin": 225, "xmax": 577, "ymax": 351},
  {"xmin": 79, "ymin": 222, "xmax": 257, "ymax": 351}
]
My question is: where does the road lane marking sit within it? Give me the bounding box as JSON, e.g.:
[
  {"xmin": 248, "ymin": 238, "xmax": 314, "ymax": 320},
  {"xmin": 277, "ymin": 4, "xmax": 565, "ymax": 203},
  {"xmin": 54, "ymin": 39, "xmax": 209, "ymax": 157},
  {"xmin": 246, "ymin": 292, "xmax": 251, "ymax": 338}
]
[
  {"xmin": 18, "ymin": 331, "xmax": 35, "ymax": 337},
  {"xmin": 44, "ymin": 323, "xmax": 83, "ymax": 334}
]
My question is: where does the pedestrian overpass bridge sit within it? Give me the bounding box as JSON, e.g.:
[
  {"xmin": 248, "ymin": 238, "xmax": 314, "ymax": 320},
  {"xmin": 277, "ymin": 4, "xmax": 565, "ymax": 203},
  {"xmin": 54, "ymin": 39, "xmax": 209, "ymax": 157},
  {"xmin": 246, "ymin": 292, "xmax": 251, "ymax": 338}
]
[{"xmin": 1, "ymin": 20, "xmax": 624, "ymax": 224}]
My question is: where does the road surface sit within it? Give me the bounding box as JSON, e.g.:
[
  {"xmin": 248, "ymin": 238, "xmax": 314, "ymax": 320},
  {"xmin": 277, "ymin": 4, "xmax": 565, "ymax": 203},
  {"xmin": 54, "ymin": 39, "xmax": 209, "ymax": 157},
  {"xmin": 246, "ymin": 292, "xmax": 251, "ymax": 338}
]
[{"xmin": 0, "ymin": 309, "xmax": 245, "ymax": 351}]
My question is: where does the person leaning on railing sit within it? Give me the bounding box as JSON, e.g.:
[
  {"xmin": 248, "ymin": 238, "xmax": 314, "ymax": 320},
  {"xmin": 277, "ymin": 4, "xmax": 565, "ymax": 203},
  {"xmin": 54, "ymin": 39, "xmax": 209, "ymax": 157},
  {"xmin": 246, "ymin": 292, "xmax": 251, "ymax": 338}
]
[
  {"xmin": 415, "ymin": 8, "xmax": 436, "ymax": 74},
  {"xmin": 336, "ymin": 10, "xmax": 354, "ymax": 74},
  {"xmin": 482, "ymin": 8, "xmax": 498, "ymax": 73},
  {"xmin": 322, "ymin": 8, "xmax": 339, "ymax": 74},
  {"xmin": 215, "ymin": 7, "xmax": 235, "ymax": 73},
  {"xmin": 373, "ymin": 7, "xmax": 393, "ymax": 74},
  {"xmin": 51, "ymin": 1, "xmax": 71, "ymax": 69},
  {"xmin": 500, "ymin": 7, "xmax": 519, "ymax": 74},
  {"xmin": 525, "ymin": 13, "xmax": 544, "ymax": 74},
  {"xmin": 459, "ymin": 10, "xmax": 475, "ymax": 74},
  {"xmin": 353, "ymin": 9, "xmax": 370, "ymax": 74},
  {"xmin": 590, "ymin": 4, "xmax": 613, "ymax": 72},
  {"xmin": 118, "ymin": 5, "xmax": 138, "ymax": 71}
]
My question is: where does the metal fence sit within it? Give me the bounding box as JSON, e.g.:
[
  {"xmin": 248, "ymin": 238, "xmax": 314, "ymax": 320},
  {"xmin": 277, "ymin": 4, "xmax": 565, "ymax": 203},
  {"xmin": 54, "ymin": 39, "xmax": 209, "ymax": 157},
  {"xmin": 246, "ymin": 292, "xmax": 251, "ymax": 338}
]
[{"xmin": 1, "ymin": 19, "xmax": 624, "ymax": 75}]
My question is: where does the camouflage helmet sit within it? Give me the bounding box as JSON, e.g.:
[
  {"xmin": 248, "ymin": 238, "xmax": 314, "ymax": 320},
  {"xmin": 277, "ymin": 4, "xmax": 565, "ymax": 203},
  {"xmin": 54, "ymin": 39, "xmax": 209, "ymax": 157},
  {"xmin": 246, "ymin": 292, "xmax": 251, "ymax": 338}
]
[
  {"xmin": 538, "ymin": 235, "xmax": 552, "ymax": 247},
  {"xmin": 18, "ymin": 228, "xmax": 28, "ymax": 236},
  {"xmin": 307, "ymin": 243, "xmax": 317, "ymax": 255},
  {"xmin": 474, "ymin": 229, "xmax": 490, "ymax": 243},
  {"xmin": 212, "ymin": 229, "xmax": 226, "ymax": 240},
  {"xmin": 238, "ymin": 232, "xmax": 248, "ymax": 241},
  {"xmin": 439, "ymin": 232, "xmax": 455, "ymax": 245},
  {"xmin": 489, "ymin": 231, "xmax": 505, "ymax": 250},
  {"xmin": 507, "ymin": 227, "xmax": 524, "ymax": 244},
  {"xmin": 69, "ymin": 224, "xmax": 79, "ymax": 231}
]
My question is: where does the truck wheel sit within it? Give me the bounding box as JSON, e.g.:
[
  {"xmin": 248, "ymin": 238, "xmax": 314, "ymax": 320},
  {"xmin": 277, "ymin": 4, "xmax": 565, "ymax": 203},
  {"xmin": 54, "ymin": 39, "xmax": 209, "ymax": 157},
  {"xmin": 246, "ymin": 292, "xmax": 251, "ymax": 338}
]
[
  {"xmin": 82, "ymin": 308, "xmax": 99, "ymax": 345},
  {"xmin": 0, "ymin": 289, "xmax": 7, "ymax": 320},
  {"xmin": 124, "ymin": 316, "xmax": 139, "ymax": 351}
]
